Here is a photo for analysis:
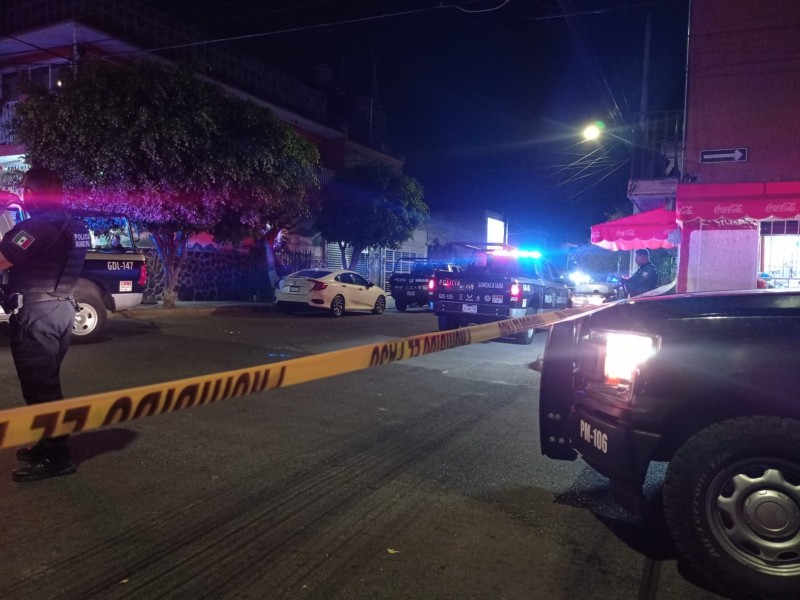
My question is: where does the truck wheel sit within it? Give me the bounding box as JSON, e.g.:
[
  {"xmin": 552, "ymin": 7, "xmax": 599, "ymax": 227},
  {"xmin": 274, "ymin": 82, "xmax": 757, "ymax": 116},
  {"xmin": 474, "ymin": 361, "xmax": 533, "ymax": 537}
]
[
  {"xmin": 515, "ymin": 328, "xmax": 535, "ymax": 345},
  {"xmin": 663, "ymin": 416, "xmax": 800, "ymax": 598},
  {"xmin": 438, "ymin": 314, "xmax": 457, "ymax": 331},
  {"xmin": 330, "ymin": 295, "xmax": 345, "ymax": 318},
  {"xmin": 72, "ymin": 287, "xmax": 108, "ymax": 344},
  {"xmin": 395, "ymin": 299, "xmax": 408, "ymax": 312},
  {"xmin": 515, "ymin": 303, "xmax": 538, "ymax": 345}
]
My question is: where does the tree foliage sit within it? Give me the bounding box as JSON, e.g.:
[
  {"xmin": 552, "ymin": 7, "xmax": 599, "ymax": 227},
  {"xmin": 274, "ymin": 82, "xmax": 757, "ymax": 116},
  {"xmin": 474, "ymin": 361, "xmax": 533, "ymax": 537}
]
[
  {"xmin": 315, "ymin": 164, "xmax": 428, "ymax": 270},
  {"xmin": 12, "ymin": 61, "xmax": 319, "ymax": 306}
]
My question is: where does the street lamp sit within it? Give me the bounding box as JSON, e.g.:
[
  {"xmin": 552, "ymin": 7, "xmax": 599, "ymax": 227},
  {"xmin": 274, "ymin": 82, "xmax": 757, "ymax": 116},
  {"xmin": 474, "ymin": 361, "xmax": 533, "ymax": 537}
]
[{"xmin": 582, "ymin": 121, "xmax": 606, "ymax": 141}]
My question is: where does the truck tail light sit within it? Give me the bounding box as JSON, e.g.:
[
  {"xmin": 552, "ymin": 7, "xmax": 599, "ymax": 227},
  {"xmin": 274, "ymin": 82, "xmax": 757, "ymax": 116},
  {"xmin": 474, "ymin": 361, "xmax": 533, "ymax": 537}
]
[
  {"xmin": 428, "ymin": 278, "xmax": 436, "ymax": 291},
  {"xmin": 138, "ymin": 262, "xmax": 148, "ymax": 287},
  {"xmin": 310, "ymin": 280, "xmax": 328, "ymax": 291},
  {"xmin": 510, "ymin": 282, "xmax": 520, "ymax": 300}
]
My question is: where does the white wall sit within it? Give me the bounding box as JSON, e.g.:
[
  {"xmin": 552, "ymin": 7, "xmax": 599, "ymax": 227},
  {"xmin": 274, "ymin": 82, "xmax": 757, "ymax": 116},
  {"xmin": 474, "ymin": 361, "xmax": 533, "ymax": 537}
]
[{"xmin": 686, "ymin": 228, "xmax": 759, "ymax": 291}]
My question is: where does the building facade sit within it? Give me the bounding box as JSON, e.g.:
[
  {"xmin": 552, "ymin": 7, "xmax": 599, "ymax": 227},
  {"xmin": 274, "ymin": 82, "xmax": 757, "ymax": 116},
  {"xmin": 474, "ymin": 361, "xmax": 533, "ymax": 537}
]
[
  {"xmin": 0, "ymin": 0, "xmax": 413, "ymax": 296},
  {"xmin": 675, "ymin": 0, "xmax": 800, "ymax": 292},
  {"xmin": 616, "ymin": 0, "xmax": 800, "ymax": 293}
]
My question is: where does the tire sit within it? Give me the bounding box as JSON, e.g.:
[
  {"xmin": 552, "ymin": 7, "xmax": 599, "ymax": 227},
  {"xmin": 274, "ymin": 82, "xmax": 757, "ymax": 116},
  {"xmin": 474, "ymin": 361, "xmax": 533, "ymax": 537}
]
[
  {"xmin": 515, "ymin": 327, "xmax": 535, "ymax": 345},
  {"xmin": 395, "ymin": 299, "xmax": 408, "ymax": 312},
  {"xmin": 330, "ymin": 295, "xmax": 345, "ymax": 318},
  {"xmin": 438, "ymin": 313, "xmax": 457, "ymax": 331},
  {"xmin": 515, "ymin": 303, "xmax": 538, "ymax": 345},
  {"xmin": 663, "ymin": 416, "xmax": 800, "ymax": 599},
  {"xmin": 372, "ymin": 296, "xmax": 386, "ymax": 315},
  {"xmin": 72, "ymin": 287, "xmax": 108, "ymax": 344}
]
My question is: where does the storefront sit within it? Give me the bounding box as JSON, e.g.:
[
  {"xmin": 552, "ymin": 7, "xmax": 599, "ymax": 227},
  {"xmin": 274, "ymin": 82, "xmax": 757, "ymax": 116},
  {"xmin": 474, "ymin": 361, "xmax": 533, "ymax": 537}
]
[{"xmin": 676, "ymin": 182, "xmax": 800, "ymax": 292}]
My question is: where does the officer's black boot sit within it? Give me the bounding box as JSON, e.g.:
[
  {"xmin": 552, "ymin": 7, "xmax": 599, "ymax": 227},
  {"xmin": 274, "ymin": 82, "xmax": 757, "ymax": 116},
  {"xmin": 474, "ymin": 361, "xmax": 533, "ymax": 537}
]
[
  {"xmin": 12, "ymin": 436, "xmax": 76, "ymax": 482},
  {"xmin": 15, "ymin": 442, "xmax": 47, "ymax": 463}
]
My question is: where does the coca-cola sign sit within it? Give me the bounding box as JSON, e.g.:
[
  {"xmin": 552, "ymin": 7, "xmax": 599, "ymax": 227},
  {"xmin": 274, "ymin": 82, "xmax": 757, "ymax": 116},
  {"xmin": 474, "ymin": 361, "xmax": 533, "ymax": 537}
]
[
  {"xmin": 713, "ymin": 203, "xmax": 744, "ymax": 215},
  {"xmin": 677, "ymin": 206, "xmax": 694, "ymax": 216},
  {"xmin": 615, "ymin": 228, "xmax": 636, "ymax": 237},
  {"xmin": 766, "ymin": 202, "xmax": 798, "ymax": 213}
]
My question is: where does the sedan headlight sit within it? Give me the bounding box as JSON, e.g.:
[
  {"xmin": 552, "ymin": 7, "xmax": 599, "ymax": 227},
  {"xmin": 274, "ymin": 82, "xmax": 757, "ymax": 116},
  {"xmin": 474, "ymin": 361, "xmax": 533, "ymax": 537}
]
[{"xmin": 587, "ymin": 330, "xmax": 660, "ymax": 402}]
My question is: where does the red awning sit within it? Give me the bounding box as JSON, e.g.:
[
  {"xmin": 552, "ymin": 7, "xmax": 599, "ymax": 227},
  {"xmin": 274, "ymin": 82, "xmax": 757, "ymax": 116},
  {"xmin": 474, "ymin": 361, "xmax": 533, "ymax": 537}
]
[
  {"xmin": 590, "ymin": 208, "xmax": 679, "ymax": 251},
  {"xmin": 676, "ymin": 182, "xmax": 800, "ymax": 224}
]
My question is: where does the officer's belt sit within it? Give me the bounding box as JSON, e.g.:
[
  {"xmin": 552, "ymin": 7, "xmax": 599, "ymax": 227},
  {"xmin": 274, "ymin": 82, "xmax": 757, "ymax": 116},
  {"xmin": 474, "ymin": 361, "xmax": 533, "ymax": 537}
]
[{"xmin": 20, "ymin": 292, "xmax": 74, "ymax": 303}]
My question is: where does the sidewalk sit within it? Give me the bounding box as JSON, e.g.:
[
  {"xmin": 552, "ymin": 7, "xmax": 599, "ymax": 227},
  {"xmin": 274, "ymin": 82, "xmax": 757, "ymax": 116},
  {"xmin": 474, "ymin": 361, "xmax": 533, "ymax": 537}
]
[{"xmin": 113, "ymin": 296, "xmax": 400, "ymax": 319}]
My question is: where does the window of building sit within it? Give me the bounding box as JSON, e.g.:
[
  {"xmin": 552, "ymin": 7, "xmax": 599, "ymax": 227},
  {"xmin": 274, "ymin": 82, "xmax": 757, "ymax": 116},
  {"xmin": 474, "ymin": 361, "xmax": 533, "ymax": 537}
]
[{"xmin": 760, "ymin": 220, "xmax": 800, "ymax": 288}]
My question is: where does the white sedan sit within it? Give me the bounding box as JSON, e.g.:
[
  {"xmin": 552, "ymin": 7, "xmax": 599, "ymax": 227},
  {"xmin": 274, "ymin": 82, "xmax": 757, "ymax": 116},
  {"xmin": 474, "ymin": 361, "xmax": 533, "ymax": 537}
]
[{"xmin": 276, "ymin": 269, "xmax": 386, "ymax": 317}]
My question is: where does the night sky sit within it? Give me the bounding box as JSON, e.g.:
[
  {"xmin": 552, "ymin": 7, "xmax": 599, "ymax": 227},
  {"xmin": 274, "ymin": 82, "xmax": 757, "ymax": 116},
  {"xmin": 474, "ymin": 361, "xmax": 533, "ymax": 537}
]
[{"xmin": 148, "ymin": 0, "xmax": 690, "ymax": 247}]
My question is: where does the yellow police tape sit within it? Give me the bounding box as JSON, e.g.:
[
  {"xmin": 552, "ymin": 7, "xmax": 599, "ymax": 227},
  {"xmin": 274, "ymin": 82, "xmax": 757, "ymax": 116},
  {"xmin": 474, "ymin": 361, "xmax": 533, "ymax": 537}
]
[{"xmin": 0, "ymin": 303, "xmax": 611, "ymax": 450}]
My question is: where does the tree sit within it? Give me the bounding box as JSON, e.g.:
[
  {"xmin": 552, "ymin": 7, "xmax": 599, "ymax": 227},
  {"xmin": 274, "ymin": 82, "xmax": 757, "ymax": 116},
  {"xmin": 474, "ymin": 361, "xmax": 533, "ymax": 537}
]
[
  {"xmin": 315, "ymin": 164, "xmax": 428, "ymax": 270},
  {"xmin": 12, "ymin": 61, "xmax": 319, "ymax": 307}
]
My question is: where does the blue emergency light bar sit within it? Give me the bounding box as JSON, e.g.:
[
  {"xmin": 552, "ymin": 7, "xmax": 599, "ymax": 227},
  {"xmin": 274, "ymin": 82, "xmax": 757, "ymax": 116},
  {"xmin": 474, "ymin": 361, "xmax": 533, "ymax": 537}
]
[{"xmin": 489, "ymin": 249, "xmax": 542, "ymax": 259}]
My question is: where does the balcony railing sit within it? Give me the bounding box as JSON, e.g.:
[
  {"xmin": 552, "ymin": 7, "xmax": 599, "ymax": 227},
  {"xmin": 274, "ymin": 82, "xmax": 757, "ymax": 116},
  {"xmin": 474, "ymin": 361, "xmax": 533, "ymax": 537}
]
[{"xmin": 630, "ymin": 109, "xmax": 684, "ymax": 181}]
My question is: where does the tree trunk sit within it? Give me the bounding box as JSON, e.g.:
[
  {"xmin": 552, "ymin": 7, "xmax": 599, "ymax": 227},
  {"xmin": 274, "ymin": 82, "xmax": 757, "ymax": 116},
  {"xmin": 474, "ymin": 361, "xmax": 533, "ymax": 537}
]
[
  {"xmin": 348, "ymin": 246, "xmax": 365, "ymax": 271},
  {"xmin": 152, "ymin": 227, "xmax": 187, "ymax": 309},
  {"xmin": 264, "ymin": 229, "xmax": 280, "ymax": 290},
  {"xmin": 338, "ymin": 241, "xmax": 349, "ymax": 269}
]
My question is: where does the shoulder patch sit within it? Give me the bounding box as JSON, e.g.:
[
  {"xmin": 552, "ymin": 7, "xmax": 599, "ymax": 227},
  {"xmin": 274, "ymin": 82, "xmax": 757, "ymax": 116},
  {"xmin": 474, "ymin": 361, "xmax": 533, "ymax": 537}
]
[{"xmin": 11, "ymin": 230, "xmax": 35, "ymax": 250}]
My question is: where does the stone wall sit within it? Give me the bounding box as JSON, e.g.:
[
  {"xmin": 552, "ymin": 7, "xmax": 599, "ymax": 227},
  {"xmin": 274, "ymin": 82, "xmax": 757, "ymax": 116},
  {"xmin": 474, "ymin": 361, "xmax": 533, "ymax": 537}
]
[{"xmin": 143, "ymin": 248, "xmax": 272, "ymax": 303}]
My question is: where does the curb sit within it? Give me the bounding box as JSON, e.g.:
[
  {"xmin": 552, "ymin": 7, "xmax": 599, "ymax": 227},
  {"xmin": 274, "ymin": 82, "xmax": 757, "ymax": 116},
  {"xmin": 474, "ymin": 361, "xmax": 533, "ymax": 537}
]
[
  {"xmin": 111, "ymin": 295, "xmax": 401, "ymax": 320},
  {"xmin": 110, "ymin": 303, "xmax": 276, "ymax": 320}
]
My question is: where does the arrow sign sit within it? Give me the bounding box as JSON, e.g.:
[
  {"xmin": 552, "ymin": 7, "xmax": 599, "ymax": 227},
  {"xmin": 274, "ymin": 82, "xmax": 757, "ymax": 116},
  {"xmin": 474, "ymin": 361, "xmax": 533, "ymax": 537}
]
[{"xmin": 699, "ymin": 147, "xmax": 748, "ymax": 163}]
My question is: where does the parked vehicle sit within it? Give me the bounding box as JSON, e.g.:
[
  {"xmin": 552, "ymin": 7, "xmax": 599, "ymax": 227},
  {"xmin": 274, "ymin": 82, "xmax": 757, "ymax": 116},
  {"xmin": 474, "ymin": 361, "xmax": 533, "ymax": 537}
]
[
  {"xmin": 569, "ymin": 281, "xmax": 621, "ymax": 307},
  {"xmin": 276, "ymin": 269, "xmax": 386, "ymax": 317},
  {"xmin": 428, "ymin": 243, "xmax": 570, "ymax": 344},
  {"xmin": 537, "ymin": 289, "xmax": 800, "ymax": 598},
  {"xmin": 389, "ymin": 258, "xmax": 462, "ymax": 311},
  {"xmin": 0, "ymin": 198, "xmax": 147, "ymax": 343}
]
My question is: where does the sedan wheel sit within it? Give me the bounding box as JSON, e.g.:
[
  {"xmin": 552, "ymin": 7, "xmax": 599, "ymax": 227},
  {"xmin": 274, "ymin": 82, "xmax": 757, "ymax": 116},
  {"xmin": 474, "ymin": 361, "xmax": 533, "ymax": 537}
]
[
  {"xmin": 330, "ymin": 295, "xmax": 345, "ymax": 317},
  {"xmin": 372, "ymin": 296, "xmax": 386, "ymax": 315}
]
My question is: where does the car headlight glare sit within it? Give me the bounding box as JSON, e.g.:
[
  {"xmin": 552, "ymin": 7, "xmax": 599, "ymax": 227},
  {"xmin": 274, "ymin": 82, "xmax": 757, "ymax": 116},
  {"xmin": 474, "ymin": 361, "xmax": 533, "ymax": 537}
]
[{"xmin": 588, "ymin": 330, "xmax": 660, "ymax": 401}]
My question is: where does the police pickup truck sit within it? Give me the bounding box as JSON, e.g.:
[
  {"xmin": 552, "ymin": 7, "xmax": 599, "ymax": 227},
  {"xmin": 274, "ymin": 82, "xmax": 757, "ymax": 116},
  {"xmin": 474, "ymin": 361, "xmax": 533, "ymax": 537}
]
[
  {"xmin": 389, "ymin": 258, "xmax": 462, "ymax": 311},
  {"xmin": 538, "ymin": 289, "xmax": 800, "ymax": 598},
  {"xmin": 0, "ymin": 198, "xmax": 147, "ymax": 343},
  {"xmin": 428, "ymin": 244, "xmax": 570, "ymax": 344}
]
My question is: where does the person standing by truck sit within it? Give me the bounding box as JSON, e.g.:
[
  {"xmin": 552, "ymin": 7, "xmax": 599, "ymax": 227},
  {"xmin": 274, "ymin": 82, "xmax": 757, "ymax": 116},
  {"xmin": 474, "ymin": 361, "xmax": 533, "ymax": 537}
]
[
  {"xmin": 621, "ymin": 248, "xmax": 658, "ymax": 297},
  {"xmin": 0, "ymin": 168, "xmax": 90, "ymax": 482}
]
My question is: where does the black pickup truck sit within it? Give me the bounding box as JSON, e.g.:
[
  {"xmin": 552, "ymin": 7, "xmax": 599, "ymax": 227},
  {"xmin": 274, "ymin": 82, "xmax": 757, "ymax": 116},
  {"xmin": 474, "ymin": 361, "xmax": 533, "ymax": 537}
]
[
  {"xmin": 389, "ymin": 259, "xmax": 436, "ymax": 311},
  {"xmin": 538, "ymin": 289, "xmax": 800, "ymax": 598},
  {"xmin": 389, "ymin": 258, "xmax": 462, "ymax": 311},
  {"xmin": 0, "ymin": 201, "xmax": 147, "ymax": 343},
  {"xmin": 429, "ymin": 244, "xmax": 570, "ymax": 344}
]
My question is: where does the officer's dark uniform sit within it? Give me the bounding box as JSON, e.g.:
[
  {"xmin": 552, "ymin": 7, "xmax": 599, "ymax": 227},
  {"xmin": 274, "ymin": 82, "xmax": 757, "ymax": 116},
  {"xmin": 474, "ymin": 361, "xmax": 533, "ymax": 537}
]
[
  {"xmin": 623, "ymin": 261, "xmax": 658, "ymax": 296},
  {"xmin": 0, "ymin": 208, "xmax": 89, "ymax": 478}
]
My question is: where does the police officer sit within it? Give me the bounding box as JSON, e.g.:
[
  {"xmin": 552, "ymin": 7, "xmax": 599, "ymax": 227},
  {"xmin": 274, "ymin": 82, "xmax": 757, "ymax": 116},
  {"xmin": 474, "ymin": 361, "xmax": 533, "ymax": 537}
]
[
  {"xmin": 622, "ymin": 248, "xmax": 659, "ymax": 297},
  {"xmin": 0, "ymin": 168, "xmax": 90, "ymax": 482}
]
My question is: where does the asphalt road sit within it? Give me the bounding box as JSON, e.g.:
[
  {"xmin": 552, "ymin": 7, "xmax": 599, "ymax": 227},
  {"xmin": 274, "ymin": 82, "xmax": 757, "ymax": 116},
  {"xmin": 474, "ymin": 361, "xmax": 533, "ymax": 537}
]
[{"xmin": 0, "ymin": 306, "xmax": 727, "ymax": 600}]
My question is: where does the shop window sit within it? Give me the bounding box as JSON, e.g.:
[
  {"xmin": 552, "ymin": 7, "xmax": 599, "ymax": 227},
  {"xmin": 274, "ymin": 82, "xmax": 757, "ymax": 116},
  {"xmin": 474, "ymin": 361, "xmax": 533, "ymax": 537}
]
[{"xmin": 761, "ymin": 220, "xmax": 800, "ymax": 288}]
